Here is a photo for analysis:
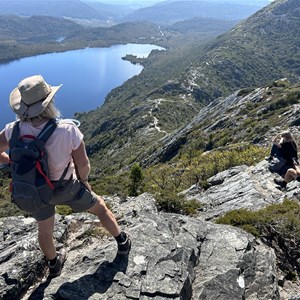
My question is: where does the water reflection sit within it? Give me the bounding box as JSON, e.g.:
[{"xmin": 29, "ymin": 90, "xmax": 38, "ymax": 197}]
[{"xmin": 0, "ymin": 44, "xmax": 164, "ymax": 129}]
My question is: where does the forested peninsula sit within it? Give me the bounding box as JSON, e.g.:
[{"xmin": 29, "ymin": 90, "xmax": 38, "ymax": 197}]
[{"xmin": 0, "ymin": 16, "xmax": 167, "ymax": 63}]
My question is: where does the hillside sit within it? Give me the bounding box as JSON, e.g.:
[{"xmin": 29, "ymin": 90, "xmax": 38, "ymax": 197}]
[
  {"xmin": 122, "ymin": 0, "xmax": 263, "ymax": 24},
  {"xmin": 0, "ymin": 15, "xmax": 82, "ymax": 41},
  {"xmin": 0, "ymin": 15, "xmax": 169, "ymax": 62},
  {"xmin": 142, "ymin": 78, "xmax": 300, "ymax": 167},
  {"xmin": 0, "ymin": 0, "xmax": 101, "ymax": 19},
  {"xmin": 83, "ymin": 1, "xmax": 134, "ymax": 21},
  {"xmin": 0, "ymin": 0, "xmax": 139, "ymax": 25},
  {"xmin": 0, "ymin": 14, "xmax": 86, "ymax": 62},
  {"xmin": 76, "ymin": 0, "xmax": 300, "ymax": 179},
  {"xmin": 168, "ymin": 17, "xmax": 237, "ymax": 34},
  {"xmin": 178, "ymin": 0, "xmax": 300, "ymax": 97}
]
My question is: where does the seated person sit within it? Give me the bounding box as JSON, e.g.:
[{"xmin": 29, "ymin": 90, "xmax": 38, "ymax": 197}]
[
  {"xmin": 267, "ymin": 131, "xmax": 298, "ymax": 167},
  {"xmin": 274, "ymin": 158, "xmax": 300, "ymax": 189},
  {"xmin": 271, "ymin": 130, "xmax": 299, "ymax": 189}
]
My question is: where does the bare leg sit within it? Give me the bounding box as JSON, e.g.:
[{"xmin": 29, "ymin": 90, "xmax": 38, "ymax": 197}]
[
  {"xmin": 37, "ymin": 216, "xmax": 56, "ymax": 260},
  {"xmin": 87, "ymin": 196, "xmax": 121, "ymax": 237},
  {"xmin": 284, "ymin": 168, "xmax": 297, "ymax": 183}
]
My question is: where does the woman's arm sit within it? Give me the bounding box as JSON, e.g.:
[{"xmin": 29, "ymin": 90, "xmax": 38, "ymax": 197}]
[
  {"xmin": 0, "ymin": 130, "xmax": 9, "ymax": 164},
  {"xmin": 72, "ymin": 140, "xmax": 91, "ymax": 191},
  {"xmin": 0, "ymin": 152, "xmax": 9, "ymax": 164}
]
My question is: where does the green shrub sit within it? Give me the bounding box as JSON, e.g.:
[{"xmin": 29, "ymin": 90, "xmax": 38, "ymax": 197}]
[
  {"xmin": 155, "ymin": 191, "xmax": 201, "ymax": 215},
  {"xmin": 128, "ymin": 163, "xmax": 144, "ymax": 196},
  {"xmin": 216, "ymin": 208, "xmax": 261, "ymax": 236},
  {"xmin": 143, "ymin": 144, "xmax": 268, "ymax": 208},
  {"xmin": 92, "ymin": 174, "xmax": 130, "ymax": 196},
  {"xmin": 216, "ymin": 199, "xmax": 300, "ymax": 278},
  {"xmin": 77, "ymin": 226, "xmax": 108, "ymax": 240},
  {"xmin": 0, "ymin": 201, "xmax": 25, "ymax": 218},
  {"xmin": 56, "ymin": 205, "xmax": 73, "ymax": 216},
  {"xmin": 237, "ymin": 88, "xmax": 254, "ymax": 97},
  {"xmin": 216, "ymin": 199, "xmax": 300, "ymax": 239}
]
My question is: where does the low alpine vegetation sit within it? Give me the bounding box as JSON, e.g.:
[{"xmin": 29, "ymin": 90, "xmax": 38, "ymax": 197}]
[{"xmin": 216, "ymin": 199, "xmax": 300, "ymax": 279}]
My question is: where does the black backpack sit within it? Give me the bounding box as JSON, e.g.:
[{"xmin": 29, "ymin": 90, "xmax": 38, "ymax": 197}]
[{"xmin": 9, "ymin": 119, "xmax": 68, "ymax": 213}]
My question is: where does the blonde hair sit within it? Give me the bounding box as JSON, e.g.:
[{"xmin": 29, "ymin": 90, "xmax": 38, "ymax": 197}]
[
  {"xmin": 281, "ymin": 130, "xmax": 298, "ymax": 151},
  {"xmin": 17, "ymin": 100, "xmax": 61, "ymax": 122},
  {"xmin": 281, "ymin": 130, "xmax": 294, "ymax": 142}
]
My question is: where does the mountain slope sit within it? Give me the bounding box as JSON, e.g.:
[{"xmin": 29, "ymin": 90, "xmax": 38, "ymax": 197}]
[
  {"xmin": 168, "ymin": 17, "xmax": 237, "ymax": 34},
  {"xmin": 83, "ymin": 1, "xmax": 134, "ymax": 20},
  {"xmin": 0, "ymin": 15, "xmax": 82, "ymax": 40},
  {"xmin": 142, "ymin": 78, "xmax": 300, "ymax": 166},
  {"xmin": 77, "ymin": 0, "xmax": 300, "ymax": 177},
  {"xmin": 178, "ymin": 0, "xmax": 300, "ymax": 98}
]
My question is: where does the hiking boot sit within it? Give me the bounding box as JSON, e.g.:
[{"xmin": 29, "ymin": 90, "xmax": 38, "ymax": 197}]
[
  {"xmin": 117, "ymin": 233, "xmax": 131, "ymax": 255},
  {"xmin": 48, "ymin": 248, "xmax": 67, "ymax": 278},
  {"xmin": 274, "ymin": 178, "xmax": 287, "ymax": 189}
]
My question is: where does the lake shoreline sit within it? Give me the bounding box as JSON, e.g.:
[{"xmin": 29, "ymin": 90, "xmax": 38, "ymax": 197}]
[
  {"xmin": 0, "ymin": 41, "xmax": 164, "ymax": 66},
  {"xmin": 0, "ymin": 44, "xmax": 164, "ymax": 129}
]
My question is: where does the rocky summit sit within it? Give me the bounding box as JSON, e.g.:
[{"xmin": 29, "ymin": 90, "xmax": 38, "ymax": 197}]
[{"xmin": 1, "ymin": 159, "xmax": 300, "ymax": 300}]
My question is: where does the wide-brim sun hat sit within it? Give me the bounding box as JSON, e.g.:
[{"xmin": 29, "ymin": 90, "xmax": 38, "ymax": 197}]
[{"xmin": 9, "ymin": 74, "xmax": 62, "ymax": 118}]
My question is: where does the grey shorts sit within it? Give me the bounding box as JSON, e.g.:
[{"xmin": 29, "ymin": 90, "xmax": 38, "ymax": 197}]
[{"xmin": 33, "ymin": 178, "xmax": 97, "ymax": 221}]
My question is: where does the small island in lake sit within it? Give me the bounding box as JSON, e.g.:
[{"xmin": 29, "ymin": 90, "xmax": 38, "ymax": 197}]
[{"xmin": 122, "ymin": 54, "xmax": 147, "ymax": 65}]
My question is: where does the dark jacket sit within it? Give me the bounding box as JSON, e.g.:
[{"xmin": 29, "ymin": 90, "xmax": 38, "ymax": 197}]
[{"xmin": 280, "ymin": 141, "xmax": 298, "ymax": 166}]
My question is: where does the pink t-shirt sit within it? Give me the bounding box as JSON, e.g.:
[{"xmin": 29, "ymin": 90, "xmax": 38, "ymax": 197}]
[{"xmin": 5, "ymin": 119, "xmax": 83, "ymax": 181}]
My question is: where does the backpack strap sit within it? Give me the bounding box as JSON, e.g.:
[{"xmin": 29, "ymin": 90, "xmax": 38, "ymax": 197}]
[
  {"xmin": 33, "ymin": 118, "xmax": 57, "ymax": 152},
  {"xmin": 9, "ymin": 119, "xmax": 57, "ymax": 149},
  {"xmin": 40, "ymin": 119, "xmax": 71, "ymax": 184},
  {"xmin": 9, "ymin": 121, "xmax": 21, "ymax": 149},
  {"xmin": 37, "ymin": 118, "xmax": 57, "ymax": 143},
  {"xmin": 59, "ymin": 161, "xmax": 71, "ymax": 182},
  {"xmin": 52, "ymin": 161, "xmax": 71, "ymax": 192}
]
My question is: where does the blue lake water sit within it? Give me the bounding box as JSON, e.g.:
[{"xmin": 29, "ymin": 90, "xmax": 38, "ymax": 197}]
[{"xmin": 0, "ymin": 44, "xmax": 164, "ymax": 129}]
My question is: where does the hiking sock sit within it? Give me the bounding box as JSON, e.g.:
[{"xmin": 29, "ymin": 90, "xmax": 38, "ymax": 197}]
[
  {"xmin": 282, "ymin": 181, "xmax": 287, "ymax": 187},
  {"xmin": 49, "ymin": 256, "xmax": 58, "ymax": 267},
  {"xmin": 115, "ymin": 231, "xmax": 127, "ymax": 244},
  {"xmin": 274, "ymin": 178, "xmax": 287, "ymax": 188}
]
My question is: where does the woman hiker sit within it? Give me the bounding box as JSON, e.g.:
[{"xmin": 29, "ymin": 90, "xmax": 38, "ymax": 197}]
[
  {"xmin": 268, "ymin": 130, "xmax": 299, "ymax": 189},
  {"xmin": 0, "ymin": 75, "xmax": 131, "ymax": 277}
]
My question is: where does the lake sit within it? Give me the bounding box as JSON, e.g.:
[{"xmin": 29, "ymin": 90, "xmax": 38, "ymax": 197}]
[{"xmin": 0, "ymin": 44, "xmax": 164, "ymax": 130}]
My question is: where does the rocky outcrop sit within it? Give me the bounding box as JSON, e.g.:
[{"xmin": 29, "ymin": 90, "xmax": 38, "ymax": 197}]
[
  {"xmin": 184, "ymin": 161, "xmax": 287, "ymax": 221},
  {"xmin": 0, "ymin": 195, "xmax": 278, "ymax": 300},
  {"xmin": 184, "ymin": 159, "xmax": 300, "ymax": 299},
  {"xmin": 1, "ymin": 159, "xmax": 300, "ymax": 299},
  {"xmin": 184, "ymin": 159, "xmax": 300, "ymax": 221}
]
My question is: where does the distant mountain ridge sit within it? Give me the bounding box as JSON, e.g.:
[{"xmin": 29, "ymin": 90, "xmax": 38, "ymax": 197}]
[
  {"xmin": 0, "ymin": 15, "xmax": 81, "ymax": 40},
  {"xmin": 0, "ymin": 0, "xmax": 265, "ymax": 25},
  {"xmin": 0, "ymin": 0, "xmax": 101, "ymax": 19},
  {"xmin": 84, "ymin": 1, "xmax": 134, "ymax": 20},
  {"xmin": 122, "ymin": 0, "xmax": 263, "ymax": 24},
  {"xmin": 0, "ymin": 0, "xmax": 132, "ymax": 21}
]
